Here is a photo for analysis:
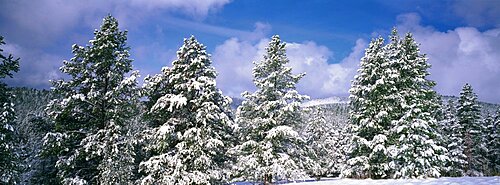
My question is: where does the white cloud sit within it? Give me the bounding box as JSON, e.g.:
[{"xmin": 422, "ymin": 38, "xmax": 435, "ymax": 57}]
[
  {"xmin": 396, "ymin": 13, "xmax": 500, "ymax": 103},
  {"xmin": 212, "ymin": 32, "xmax": 367, "ymax": 98},
  {"xmin": 286, "ymin": 39, "xmax": 366, "ymax": 97},
  {"xmin": 212, "ymin": 38, "xmax": 267, "ymax": 97}
]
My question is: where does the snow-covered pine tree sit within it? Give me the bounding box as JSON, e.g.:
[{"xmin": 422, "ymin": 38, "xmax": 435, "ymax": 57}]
[
  {"xmin": 389, "ymin": 32, "xmax": 447, "ymax": 178},
  {"xmin": 344, "ymin": 29, "xmax": 447, "ymax": 179},
  {"xmin": 434, "ymin": 98, "xmax": 450, "ymax": 175},
  {"xmin": 487, "ymin": 109, "xmax": 500, "ymax": 175},
  {"xmin": 232, "ymin": 35, "xmax": 310, "ymax": 183},
  {"xmin": 343, "ymin": 36, "xmax": 393, "ymax": 179},
  {"xmin": 139, "ymin": 36, "xmax": 234, "ymax": 185},
  {"xmin": 441, "ymin": 99, "xmax": 467, "ymax": 177},
  {"xmin": 44, "ymin": 15, "xmax": 139, "ymax": 184},
  {"xmin": 483, "ymin": 112, "xmax": 496, "ymax": 176},
  {"xmin": 0, "ymin": 35, "xmax": 20, "ymax": 184},
  {"xmin": 456, "ymin": 83, "xmax": 487, "ymax": 176}
]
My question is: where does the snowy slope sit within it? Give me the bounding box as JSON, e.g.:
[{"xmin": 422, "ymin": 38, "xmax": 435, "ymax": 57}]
[
  {"xmin": 288, "ymin": 177, "xmax": 499, "ymax": 185},
  {"xmin": 301, "ymin": 96, "xmax": 349, "ymax": 107},
  {"xmin": 232, "ymin": 95, "xmax": 499, "ymax": 111}
]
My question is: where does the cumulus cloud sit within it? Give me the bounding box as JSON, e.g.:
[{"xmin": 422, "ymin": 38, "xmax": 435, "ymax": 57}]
[
  {"xmin": 396, "ymin": 13, "xmax": 500, "ymax": 103},
  {"xmin": 212, "ymin": 38, "xmax": 267, "ymax": 97},
  {"xmin": 212, "ymin": 33, "xmax": 366, "ymax": 98},
  {"xmin": 286, "ymin": 39, "xmax": 366, "ymax": 97}
]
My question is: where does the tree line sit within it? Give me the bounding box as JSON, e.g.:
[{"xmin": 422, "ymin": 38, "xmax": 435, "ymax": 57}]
[{"xmin": 0, "ymin": 15, "xmax": 498, "ymax": 185}]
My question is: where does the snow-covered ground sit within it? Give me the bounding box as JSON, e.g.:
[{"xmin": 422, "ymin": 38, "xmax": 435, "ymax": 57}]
[{"xmin": 288, "ymin": 177, "xmax": 499, "ymax": 185}]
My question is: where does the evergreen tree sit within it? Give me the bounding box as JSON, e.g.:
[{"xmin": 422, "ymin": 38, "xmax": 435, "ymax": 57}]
[
  {"xmin": 390, "ymin": 32, "xmax": 447, "ymax": 178},
  {"xmin": 139, "ymin": 36, "xmax": 234, "ymax": 185},
  {"xmin": 343, "ymin": 29, "xmax": 446, "ymax": 179},
  {"xmin": 343, "ymin": 36, "xmax": 392, "ymax": 179},
  {"xmin": 483, "ymin": 112, "xmax": 496, "ymax": 176},
  {"xmin": 232, "ymin": 35, "xmax": 310, "ymax": 183},
  {"xmin": 487, "ymin": 109, "xmax": 500, "ymax": 175},
  {"xmin": 43, "ymin": 15, "xmax": 139, "ymax": 184},
  {"xmin": 456, "ymin": 83, "xmax": 487, "ymax": 176},
  {"xmin": 441, "ymin": 100, "xmax": 467, "ymax": 176},
  {"xmin": 0, "ymin": 35, "xmax": 20, "ymax": 184}
]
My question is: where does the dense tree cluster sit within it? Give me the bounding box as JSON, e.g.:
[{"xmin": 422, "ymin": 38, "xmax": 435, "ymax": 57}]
[
  {"xmin": 344, "ymin": 29, "xmax": 498, "ymax": 179},
  {"xmin": 2, "ymin": 16, "xmax": 499, "ymax": 185}
]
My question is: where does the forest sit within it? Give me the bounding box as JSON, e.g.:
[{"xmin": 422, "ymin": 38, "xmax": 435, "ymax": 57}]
[{"xmin": 0, "ymin": 15, "xmax": 498, "ymax": 185}]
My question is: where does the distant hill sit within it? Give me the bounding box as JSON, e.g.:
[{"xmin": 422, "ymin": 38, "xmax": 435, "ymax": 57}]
[
  {"xmin": 231, "ymin": 95, "xmax": 499, "ymax": 112},
  {"xmin": 441, "ymin": 95, "xmax": 500, "ymax": 115},
  {"xmin": 301, "ymin": 96, "xmax": 349, "ymax": 107}
]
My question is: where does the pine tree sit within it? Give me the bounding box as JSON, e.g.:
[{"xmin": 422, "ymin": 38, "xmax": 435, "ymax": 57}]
[
  {"xmin": 456, "ymin": 83, "xmax": 487, "ymax": 176},
  {"xmin": 390, "ymin": 32, "xmax": 447, "ymax": 178},
  {"xmin": 43, "ymin": 15, "xmax": 139, "ymax": 184},
  {"xmin": 487, "ymin": 109, "xmax": 500, "ymax": 175},
  {"xmin": 343, "ymin": 36, "xmax": 392, "ymax": 179},
  {"xmin": 232, "ymin": 35, "xmax": 310, "ymax": 183},
  {"xmin": 483, "ymin": 112, "xmax": 496, "ymax": 176},
  {"xmin": 343, "ymin": 29, "xmax": 446, "ymax": 179},
  {"xmin": 441, "ymin": 99, "xmax": 467, "ymax": 176},
  {"xmin": 139, "ymin": 36, "xmax": 234, "ymax": 185},
  {"xmin": 0, "ymin": 35, "xmax": 20, "ymax": 184}
]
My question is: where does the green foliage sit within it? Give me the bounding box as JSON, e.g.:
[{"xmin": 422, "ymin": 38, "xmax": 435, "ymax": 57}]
[
  {"xmin": 456, "ymin": 84, "xmax": 487, "ymax": 176},
  {"xmin": 44, "ymin": 15, "xmax": 139, "ymax": 184},
  {"xmin": 0, "ymin": 35, "xmax": 20, "ymax": 184},
  {"xmin": 440, "ymin": 99, "xmax": 467, "ymax": 177},
  {"xmin": 139, "ymin": 36, "xmax": 234, "ymax": 185},
  {"xmin": 232, "ymin": 35, "xmax": 310, "ymax": 183},
  {"xmin": 488, "ymin": 109, "xmax": 500, "ymax": 175},
  {"xmin": 345, "ymin": 29, "xmax": 446, "ymax": 179}
]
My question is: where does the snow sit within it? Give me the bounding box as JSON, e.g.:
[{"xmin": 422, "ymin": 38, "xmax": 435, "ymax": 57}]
[{"xmin": 287, "ymin": 177, "xmax": 499, "ymax": 185}]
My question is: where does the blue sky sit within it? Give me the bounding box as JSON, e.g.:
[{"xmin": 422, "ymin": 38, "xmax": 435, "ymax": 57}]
[{"xmin": 1, "ymin": 0, "xmax": 499, "ymax": 102}]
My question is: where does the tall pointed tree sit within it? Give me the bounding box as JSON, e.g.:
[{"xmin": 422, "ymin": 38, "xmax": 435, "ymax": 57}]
[
  {"xmin": 139, "ymin": 36, "xmax": 234, "ymax": 185},
  {"xmin": 487, "ymin": 109, "xmax": 500, "ymax": 175},
  {"xmin": 456, "ymin": 83, "xmax": 486, "ymax": 176},
  {"xmin": 483, "ymin": 112, "xmax": 497, "ymax": 176},
  {"xmin": 343, "ymin": 36, "xmax": 392, "ymax": 179},
  {"xmin": 441, "ymin": 99, "xmax": 467, "ymax": 176},
  {"xmin": 344, "ymin": 29, "xmax": 447, "ymax": 179},
  {"xmin": 232, "ymin": 35, "xmax": 310, "ymax": 183},
  {"xmin": 44, "ymin": 15, "xmax": 139, "ymax": 184},
  {"xmin": 0, "ymin": 35, "xmax": 20, "ymax": 184},
  {"xmin": 390, "ymin": 32, "xmax": 447, "ymax": 178}
]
